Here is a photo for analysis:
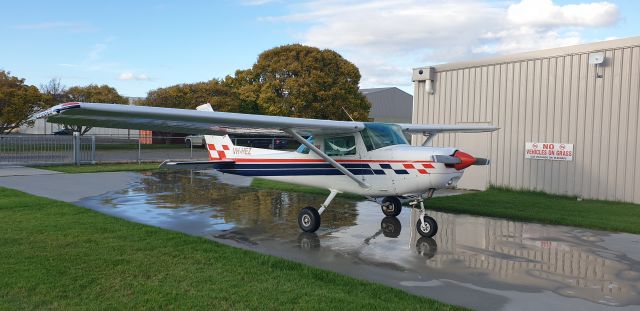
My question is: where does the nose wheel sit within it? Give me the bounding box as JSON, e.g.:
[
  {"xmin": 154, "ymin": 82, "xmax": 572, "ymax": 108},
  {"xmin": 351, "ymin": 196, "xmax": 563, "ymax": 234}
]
[
  {"xmin": 416, "ymin": 215, "xmax": 438, "ymax": 238},
  {"xmin": 410, "ymin": 190, "xmax": 438, "ymax": 238}
]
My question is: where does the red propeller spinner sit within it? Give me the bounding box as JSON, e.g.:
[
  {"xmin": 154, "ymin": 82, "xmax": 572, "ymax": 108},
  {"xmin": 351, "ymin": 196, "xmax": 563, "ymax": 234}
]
[{"xmin": 450, "ymin": 150, "xmax": 476, "ymax": 170}]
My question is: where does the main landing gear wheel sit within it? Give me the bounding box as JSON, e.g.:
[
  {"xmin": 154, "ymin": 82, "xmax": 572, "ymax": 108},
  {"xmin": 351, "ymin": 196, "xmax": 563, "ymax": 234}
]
[
  {"xmin": 298, "ymin": 206, "xmax": 321, "ymax": 232},
  {"xmin": 416, "ymin": 215, "xmax": 438, "ymax": 238},
  {"xmin": 381, "ymin": 196, "xmax": 402, "ymax": 217}
]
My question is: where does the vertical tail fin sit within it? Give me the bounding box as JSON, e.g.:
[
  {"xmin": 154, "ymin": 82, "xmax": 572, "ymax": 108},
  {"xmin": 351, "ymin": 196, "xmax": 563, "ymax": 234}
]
[{"xmin": 196, "ymin": 103, "xmax": 235, "ymax": 160}]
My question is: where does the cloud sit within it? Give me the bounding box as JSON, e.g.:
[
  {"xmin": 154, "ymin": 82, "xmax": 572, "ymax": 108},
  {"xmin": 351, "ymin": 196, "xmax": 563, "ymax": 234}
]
[
  {"xmin": 118, "ymin": 72, "xmax": 150, "ymax": 81},
  {"xmin": 89, "ymin": 43, "xmax": 107, "ymax": 61},
  {"xmin": 507, "ymin": 0, "xmax": 619, "ymax": 27},
  {"xmin": 263, "ymin": 0, "xmax": 620, "ymax": 88}
]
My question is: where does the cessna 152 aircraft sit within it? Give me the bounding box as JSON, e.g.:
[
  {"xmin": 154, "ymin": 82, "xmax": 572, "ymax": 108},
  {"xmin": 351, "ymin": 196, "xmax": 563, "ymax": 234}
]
[{"xmin": 34, "ymin": 102, "xmax": 498, "ymax": 238}]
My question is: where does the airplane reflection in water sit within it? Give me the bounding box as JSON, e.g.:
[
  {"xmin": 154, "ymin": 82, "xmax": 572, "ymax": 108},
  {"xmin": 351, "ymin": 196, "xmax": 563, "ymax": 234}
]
[{"xmin": 89, "ymin": 171, "xmax": 640, "ymax": 308}]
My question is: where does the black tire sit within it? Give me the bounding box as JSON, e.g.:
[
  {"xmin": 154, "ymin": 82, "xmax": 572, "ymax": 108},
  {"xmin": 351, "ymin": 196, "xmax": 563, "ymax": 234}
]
[
  {"xmin": 381, "ymin": 196, "xmax": 402, "ymax": 217},
  {"xmin": 298, "ymin": 206, "xmax": 321, "ymax": 232},
  {"xmin": 415, "ymin": 237, "xmax": 438, "ymax": 259},
  {"xmin": 416, "ymin": 215, "xmax": 438, "ymax": 238},
  {"xmin": 185, "ymin": 139, "xmax": 192, "ymax": 148},
  {"xmin": 381, "ymin": 216, "xmax": 401, "ymax": 238},
  {"xmin": 201, "ymin": 139, "xmax": 206, "ymax": 147}
]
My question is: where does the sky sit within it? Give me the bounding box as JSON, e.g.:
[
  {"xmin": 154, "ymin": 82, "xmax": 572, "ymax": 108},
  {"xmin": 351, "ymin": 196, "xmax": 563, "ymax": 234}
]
[{"xmin": 1, "ymin": 0, "xmax": 639, "ymax": 98}]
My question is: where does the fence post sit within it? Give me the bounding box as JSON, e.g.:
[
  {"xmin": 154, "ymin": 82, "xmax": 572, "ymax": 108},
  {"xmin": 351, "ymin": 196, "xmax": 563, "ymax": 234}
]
[
  {"xmin": 137, "ymin": 137, "xmax": 141, "ymax": 164},
  {"xmin": 91, "ymin": 135, "xmax": 96, "ymax": 164},
  {"xmin": 73, "ymin": 132, "xmax": 80, "ymax": 166}
]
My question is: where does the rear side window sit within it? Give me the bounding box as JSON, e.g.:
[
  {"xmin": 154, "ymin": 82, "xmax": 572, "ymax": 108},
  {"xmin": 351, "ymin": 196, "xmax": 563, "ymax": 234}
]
[{"xmin": 324, "ymin": 136, "xmax": 356, "ymax": 156}]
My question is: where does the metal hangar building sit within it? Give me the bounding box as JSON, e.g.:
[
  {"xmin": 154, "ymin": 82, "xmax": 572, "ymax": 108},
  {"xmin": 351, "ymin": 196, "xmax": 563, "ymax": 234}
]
[{"xmin": 411, "ymin": 37, "xmax": 640, "ymax": 204}]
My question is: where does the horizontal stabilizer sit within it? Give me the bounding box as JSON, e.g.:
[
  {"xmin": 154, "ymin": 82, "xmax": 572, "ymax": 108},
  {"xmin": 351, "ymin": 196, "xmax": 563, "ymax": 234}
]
[{"xmin": 159, "ymin": 159, "xmax": 234, "ymax": 171}]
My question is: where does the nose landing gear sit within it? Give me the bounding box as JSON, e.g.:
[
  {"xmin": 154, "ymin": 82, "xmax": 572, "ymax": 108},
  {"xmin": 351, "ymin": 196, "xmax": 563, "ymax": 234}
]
[{"xmin": 410, "ymin": 189, "xmax": 438, "ymax": 238}]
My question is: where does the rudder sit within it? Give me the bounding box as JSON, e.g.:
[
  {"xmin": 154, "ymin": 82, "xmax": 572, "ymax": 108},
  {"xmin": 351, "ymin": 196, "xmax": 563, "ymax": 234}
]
[{"xmin": 196, "ymin": 103, "xmax": 235, "ymax": 160}]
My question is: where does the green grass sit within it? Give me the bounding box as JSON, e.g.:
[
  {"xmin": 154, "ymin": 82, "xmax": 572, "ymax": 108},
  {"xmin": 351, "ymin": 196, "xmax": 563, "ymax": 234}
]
[
  {"xmin": 250, "ymin": 178, "xmax": 365, "ymax": 200},
  {"xmin": 38, "ymin": 163, "xmax": 160, "ymax": 173},
  {"xmin": 0, "ymin": 187, "xmax": 463, "ymax": 310},
  {"xmin": 428, "ymin": 187, "xmax": 640, "ymax": 234}
]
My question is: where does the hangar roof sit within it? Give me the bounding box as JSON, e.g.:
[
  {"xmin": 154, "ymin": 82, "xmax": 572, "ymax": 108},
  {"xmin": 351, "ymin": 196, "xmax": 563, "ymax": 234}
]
[{"xmin": 417, "ymin": 36, "xmax": 640, "ymax": 73}]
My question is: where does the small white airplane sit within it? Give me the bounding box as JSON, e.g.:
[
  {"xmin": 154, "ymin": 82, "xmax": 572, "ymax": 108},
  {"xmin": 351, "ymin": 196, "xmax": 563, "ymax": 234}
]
[{"xmin": 35, "ymin": 102, "xmax": 498, "ymax": 238}]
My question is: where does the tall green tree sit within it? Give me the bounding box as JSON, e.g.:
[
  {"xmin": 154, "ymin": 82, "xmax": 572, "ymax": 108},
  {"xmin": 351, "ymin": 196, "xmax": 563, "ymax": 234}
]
[
  {"xmin": 145, "ymin": 79, "xmax": 245, "ymax": 112},
  {"xmin": 233, "ymin": 44, "xmax": 370, "ymax": 120},
  {"xmin": 63, "ymin": 84, "xmax": 128, "ymax": 134},
  {"xmin": 0, "ymin": 71, "xmax": 44, "ymax": 134},
  {"xmin": 65, "ymin": 84, "xmax": 128, "ymax": 104}
]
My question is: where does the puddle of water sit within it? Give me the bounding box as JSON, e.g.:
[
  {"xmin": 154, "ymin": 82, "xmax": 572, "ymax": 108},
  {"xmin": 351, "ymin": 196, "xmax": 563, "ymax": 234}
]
[{"xmin": 79, "ymin": 171, "xmax": 640, "ymax": 311}]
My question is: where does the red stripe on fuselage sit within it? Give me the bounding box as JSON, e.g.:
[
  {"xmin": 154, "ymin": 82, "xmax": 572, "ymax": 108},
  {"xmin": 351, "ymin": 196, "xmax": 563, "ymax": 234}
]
[{"xmin": 232, "ymin": 158, "xmax": 434, "ymax": 163}]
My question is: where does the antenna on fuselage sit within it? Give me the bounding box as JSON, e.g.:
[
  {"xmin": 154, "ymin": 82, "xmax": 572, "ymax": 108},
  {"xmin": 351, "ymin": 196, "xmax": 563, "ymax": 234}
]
[{"xmin": 341, "ymin": 106, "xmax": 355, "ymax": 122}]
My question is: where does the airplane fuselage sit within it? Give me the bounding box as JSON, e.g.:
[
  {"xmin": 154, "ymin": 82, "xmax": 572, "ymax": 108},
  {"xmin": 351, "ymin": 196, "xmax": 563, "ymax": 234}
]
[{"xmin": 207, "ymin": 136, "xmax": 465, "ymax": 197}]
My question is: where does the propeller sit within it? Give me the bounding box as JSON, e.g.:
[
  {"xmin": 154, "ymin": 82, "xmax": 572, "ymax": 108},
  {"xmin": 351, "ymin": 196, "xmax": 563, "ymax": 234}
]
[{"xmin": 432, "ymin": 151, "xmax": 490, "ymax": 170}]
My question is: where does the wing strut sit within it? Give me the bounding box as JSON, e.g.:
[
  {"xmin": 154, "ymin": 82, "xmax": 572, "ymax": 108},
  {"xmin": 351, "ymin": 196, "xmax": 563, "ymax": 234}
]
[
  {"xmin": 284, "ymin": 129, "xmax": 370, "ymax": 189},
  {"xmin": 421, "ymin": 132, "xmax": 436, "ymax": 146}
]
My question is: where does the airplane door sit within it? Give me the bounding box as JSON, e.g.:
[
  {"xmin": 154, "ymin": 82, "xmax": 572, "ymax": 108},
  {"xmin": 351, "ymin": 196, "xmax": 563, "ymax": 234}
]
[{"xmin": 356, "ymin": 133, "xmax": 396, "ymax": 193}]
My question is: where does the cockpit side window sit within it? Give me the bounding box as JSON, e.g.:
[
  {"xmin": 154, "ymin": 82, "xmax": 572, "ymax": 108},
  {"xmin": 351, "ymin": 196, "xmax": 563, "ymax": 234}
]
[
  {"xmin": 295, "ymin": 136, "xmax": 314, "ymax": 154},
  {"xmin": 324, "ymin": 135, "xmax": 357, "ymax": 156}
]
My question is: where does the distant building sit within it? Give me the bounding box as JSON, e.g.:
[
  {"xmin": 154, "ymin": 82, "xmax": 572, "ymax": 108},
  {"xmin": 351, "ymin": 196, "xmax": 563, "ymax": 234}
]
[
  {"xmin": 17, "ymin": 97, "xmax": 144, "ymax": 136},
  {"xmin": 360, "ymin": 87, "xmax": 413, "ymax": 123}
]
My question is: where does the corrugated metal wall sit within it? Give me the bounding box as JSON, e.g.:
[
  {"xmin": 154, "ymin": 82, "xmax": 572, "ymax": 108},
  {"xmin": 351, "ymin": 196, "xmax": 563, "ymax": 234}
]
[{"xmin": 412, "ymin": 38, "xmax": 640, "ymax": 203}]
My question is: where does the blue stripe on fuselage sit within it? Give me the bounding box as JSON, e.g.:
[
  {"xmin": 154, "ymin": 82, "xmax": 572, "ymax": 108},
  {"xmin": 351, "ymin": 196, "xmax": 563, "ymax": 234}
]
[
  {"xmin": 218, "ymin": 168, "xmax": 378, "ymax": 176},
  {"xmin": 231, "ymin": 163, "xmax": 371, "ymax": 169}
]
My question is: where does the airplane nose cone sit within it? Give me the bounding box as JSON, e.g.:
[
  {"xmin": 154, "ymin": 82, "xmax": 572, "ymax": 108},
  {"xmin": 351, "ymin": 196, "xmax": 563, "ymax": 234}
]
[{"xmin": 452, "ymin": 150, "xmax": 476, "ymax": 170}]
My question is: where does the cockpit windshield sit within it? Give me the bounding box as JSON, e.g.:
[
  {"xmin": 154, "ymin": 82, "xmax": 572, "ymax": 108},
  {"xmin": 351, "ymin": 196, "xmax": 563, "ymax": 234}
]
[{"xmin": 360, "ymin": 123, "xmax": 408, "ymax": 151}]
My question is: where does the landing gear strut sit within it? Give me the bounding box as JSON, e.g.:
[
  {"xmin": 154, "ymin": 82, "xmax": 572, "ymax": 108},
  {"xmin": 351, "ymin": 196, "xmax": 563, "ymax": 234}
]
[
  {"xmin": 410, "ymin": 189, "xmax": 438, "ymax": 238},
  {"xmin": 297, "ymin": 189, "xmax": 339, "ymax": 233}
]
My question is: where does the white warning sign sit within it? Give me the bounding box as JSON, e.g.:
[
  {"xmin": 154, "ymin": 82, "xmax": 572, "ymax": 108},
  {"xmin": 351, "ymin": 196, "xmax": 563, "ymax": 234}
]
[{"xmin": 525, "ymin": 142, "xmax": 574, "ymax": 161}]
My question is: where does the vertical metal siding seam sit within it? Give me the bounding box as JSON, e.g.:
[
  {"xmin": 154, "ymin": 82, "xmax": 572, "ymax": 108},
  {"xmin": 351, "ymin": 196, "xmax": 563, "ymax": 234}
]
[
  {"xmin": 564, "ymin": 56, "xmax": 573, "ymax": 195},
  {"xmin": 511, "ymin": 62, "xmax": 520, "ymax": 186},
  {"xmin": 634, "ymin": 48, "xmax": 640, "ymax": 202},
  {"xmin": 625, "ymin": 48, "xmax": 640, "ymax": 203},
  {"xmin": 617, "ymin": 48, "xmax": 629, "ymax": 200},
  {"xmin": 613, "ymin": 49, "xmax": 624, "ymax": 200}
]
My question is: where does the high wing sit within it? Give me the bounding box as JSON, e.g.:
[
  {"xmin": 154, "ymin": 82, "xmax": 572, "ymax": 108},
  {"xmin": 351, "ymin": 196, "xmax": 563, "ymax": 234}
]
[
  {"xmin": 33, "ymin": 102, "xmax": 364, "ymax": 136},
  {"xmin": 398, "ymin": 123, "xmax": 499, "ymax": 147},
  {"xmin": 398, "ymin": 123, "xmax": 499, "ymax": 134}
]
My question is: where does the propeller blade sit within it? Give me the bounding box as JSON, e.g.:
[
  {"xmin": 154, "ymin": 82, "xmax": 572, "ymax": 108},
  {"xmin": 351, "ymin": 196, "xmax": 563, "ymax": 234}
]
[
  {"xmin": 432, "ymin": 155, "xmax": 461, "ymax": 164},
  {"xmin": 474, "ymin": 158, "xmax": 490, "ymax": 165}
]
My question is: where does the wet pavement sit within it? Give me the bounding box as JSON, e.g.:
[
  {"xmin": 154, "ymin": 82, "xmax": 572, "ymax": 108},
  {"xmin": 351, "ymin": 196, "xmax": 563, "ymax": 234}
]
[{"xmin": 76, "ymin": 171, "xmax": 640, "ymax": 311}]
